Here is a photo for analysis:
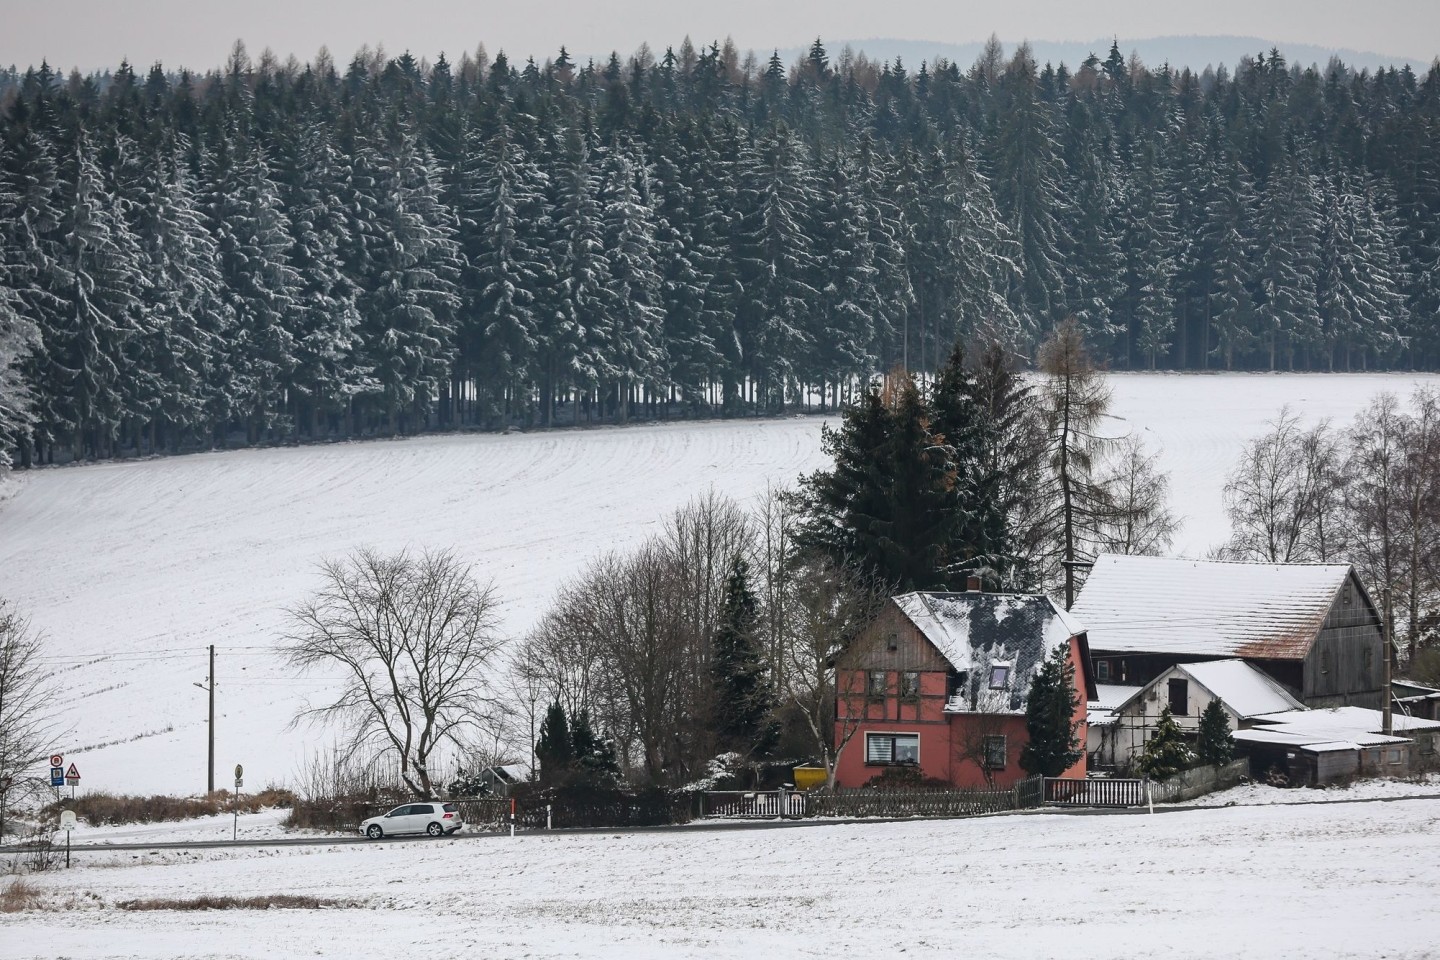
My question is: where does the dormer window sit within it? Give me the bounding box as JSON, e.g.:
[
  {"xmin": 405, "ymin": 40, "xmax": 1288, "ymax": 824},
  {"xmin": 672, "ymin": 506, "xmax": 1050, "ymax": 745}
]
[{"xmin": 989, "ymin": 664, "xmax": 1011, "ymax": 689}]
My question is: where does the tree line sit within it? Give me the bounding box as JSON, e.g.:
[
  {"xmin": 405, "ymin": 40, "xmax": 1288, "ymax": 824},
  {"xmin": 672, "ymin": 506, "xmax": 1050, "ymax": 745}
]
[
  {"xmin": 1, "ymin": 36, "xmax": 1439, "ymax": 466},
  {"xmin": 1220, "ymin": 388, "xmax": 1440, "ymax": 678}
]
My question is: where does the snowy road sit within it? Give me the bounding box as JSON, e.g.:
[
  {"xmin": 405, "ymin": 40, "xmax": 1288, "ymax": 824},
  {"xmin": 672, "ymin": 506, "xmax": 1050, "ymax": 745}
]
[
  {"xmin": 6, "ymin": 795, "xmax": 1439, "ymax": 959},
  {"xmin": 2, "ymin": 372, "xmax": 1438, "ymax": 794}
]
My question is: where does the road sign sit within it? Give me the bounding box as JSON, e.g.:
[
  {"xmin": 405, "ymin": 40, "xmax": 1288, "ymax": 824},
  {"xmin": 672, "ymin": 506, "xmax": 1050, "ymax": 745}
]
[
  {"xmin": 234, "ymin": 764, "xmax": 243, "ymax": 780},
  {"xmin": 50, "ymin": 767, "xmax": 64, "ymax": 787},
  {"xmin": 235, "ymin": 778, "xmax": 243, "ymax": 788},
  {"xmin": 50, "ymin": 754, "xmax": 63, "ymax": 768},
  {"xmin": 65, "ymin": 763, "xmax": 80, "ymax": 781},
  {"xmin": 59, "ymin": 810, "xmax": 76, "ymax": 830}
]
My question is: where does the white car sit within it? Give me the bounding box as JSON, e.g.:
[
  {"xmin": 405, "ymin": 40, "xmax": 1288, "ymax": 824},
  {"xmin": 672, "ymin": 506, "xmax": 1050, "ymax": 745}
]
[{"xmin": 361, "ymin": 802, "xmax": 464, "ymax": 839}]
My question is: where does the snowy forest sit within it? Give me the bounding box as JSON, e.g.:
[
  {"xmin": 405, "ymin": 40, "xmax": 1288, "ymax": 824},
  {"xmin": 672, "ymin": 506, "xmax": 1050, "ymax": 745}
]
[{"xmin": 1, "ymin": 36, "xmax": 1439, "ymax": 465}]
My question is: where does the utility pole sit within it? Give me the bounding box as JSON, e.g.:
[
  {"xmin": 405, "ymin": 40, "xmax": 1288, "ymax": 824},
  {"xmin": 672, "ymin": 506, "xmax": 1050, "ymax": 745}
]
[
  {"xmin": 1382, "ymin": 588, "xmax": 1393, "ymax": 737},
  {"xmin": 208, "ymin": 644, "xmax": 215, "ymax": 794},
  {"xmin": 194, "ymin": 646, "xmax": 215, "ymax": 793}
]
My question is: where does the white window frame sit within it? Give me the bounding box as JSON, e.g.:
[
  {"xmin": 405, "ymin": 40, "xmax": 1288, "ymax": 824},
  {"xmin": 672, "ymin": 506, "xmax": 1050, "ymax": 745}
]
[{"xmin": 865, "ymin": 731, "xmax": 920, "ymax": 765}]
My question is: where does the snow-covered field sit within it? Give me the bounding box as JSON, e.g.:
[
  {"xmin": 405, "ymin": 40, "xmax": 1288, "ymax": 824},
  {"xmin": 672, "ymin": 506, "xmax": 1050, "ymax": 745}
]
[
  {"xmin": 6, "ymin": 796, "xmax": 1439, "ymax": 959},
  {"xmin": 1, "ymin": 372, "xmax": 1438, "ymax": 795}
]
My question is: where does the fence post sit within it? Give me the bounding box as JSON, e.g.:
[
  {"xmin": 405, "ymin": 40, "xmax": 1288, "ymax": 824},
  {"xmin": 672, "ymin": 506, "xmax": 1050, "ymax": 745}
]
[
  {"xmin": 546, "ymin": 804, "xmax": 552, "ymax": 830},
  {"xmin": 776, "ymin": 785, "xmax": 786, "ymax": 821},
  {"xmin": 1145, "ymin": 778, "xmax": 1153, "ymax": 815}
]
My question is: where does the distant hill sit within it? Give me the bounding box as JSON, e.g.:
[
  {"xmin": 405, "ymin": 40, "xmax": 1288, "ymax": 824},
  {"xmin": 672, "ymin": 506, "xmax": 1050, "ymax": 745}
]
[{"xmin": 780, "ymin": 35, "xmax": 1436, "ymax": 75}]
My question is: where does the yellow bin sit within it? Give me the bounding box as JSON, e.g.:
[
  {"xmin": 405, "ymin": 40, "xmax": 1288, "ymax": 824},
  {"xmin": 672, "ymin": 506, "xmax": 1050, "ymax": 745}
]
[{"xmin": 792, "ymin": 766, "xmax": 827, "ymax": 791}]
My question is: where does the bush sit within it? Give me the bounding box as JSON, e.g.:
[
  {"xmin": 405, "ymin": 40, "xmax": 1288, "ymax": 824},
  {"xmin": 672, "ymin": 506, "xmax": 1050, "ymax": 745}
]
[
  {"xmin": 508, "ymin": 782, "xmax": 693, "ymax": 829},
  {"xmin": 117, "ymin": 894, "xmax": 355, "ymax": 911},
  {"xmin": 0, "ymin": 878, "xmax": 42, "ymax": 912},
  {"xmin": 43, "ymin": 788, "xmax": 295, "ymax": 827},
  {"xmin": 860, "ymin": 765, "xmax": 953, "ymax": 791}
]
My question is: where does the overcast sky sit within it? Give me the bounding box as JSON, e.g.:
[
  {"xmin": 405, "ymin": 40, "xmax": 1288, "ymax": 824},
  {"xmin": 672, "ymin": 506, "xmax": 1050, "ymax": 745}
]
[{"xmin": 3, "ymin": 0, "xmax": 1437, "ymax": 73}]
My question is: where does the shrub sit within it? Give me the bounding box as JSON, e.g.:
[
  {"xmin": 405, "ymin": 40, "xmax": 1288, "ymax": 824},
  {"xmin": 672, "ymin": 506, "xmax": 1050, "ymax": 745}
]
[
  {"xmin": 43, "ymin": 788, "xmax": 295, "ymax": 827},
  {"xmin": 0, "ymin": 878, "xmax": 42, "ymax": 912},
  {"xmin": 117, "ymin": 894, "xmax": 355, "ymax": 911},
  {"xmin": 860, "ymin": 765, "xmax": 953, "ymax": 790}
]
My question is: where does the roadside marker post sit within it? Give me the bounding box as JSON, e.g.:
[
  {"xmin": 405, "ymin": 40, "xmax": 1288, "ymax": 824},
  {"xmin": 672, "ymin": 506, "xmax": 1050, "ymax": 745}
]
[{"xmin": 233, "ymin": 764, "xmax": 243, "ymax": 842}]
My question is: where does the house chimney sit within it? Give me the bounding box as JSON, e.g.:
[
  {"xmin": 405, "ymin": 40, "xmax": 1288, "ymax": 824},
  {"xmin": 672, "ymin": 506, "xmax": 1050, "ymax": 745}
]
[{"xmin": 966, "ymin": 575, "xmax": 982, "ymax": 593}]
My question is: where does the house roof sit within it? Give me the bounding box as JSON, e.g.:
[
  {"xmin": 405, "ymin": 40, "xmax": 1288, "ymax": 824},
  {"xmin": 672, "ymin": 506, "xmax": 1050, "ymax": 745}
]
[
  {"xmin": 1177, "ymin": 659, "xmax": 1306, "ymax": 718},
  {"xmin": 1071, "ymin": 554, "xmax": 1358, "ymax": 660},
  {"xmin": 1251, "ymin": 705, "xmax": 1440, "ymax": 737},
  {"xmin": 891, "ymin": 591, "xmax": 1086, "ymax": 715}
]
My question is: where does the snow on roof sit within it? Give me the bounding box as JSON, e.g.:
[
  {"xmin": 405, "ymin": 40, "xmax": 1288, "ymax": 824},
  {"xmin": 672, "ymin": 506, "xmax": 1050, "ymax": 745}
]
[
  {"xmin": 1252, "ymin": 706, "xmax": 1440, "ymax": 738},
  {"xmin": 891, "ymin": 591, "xmax": 1082, "ymax": 715},
  {"xmin": 1178, "ymin": 659, "xmax": 1306, "ymax": 718},
  {"xmin": 1092, "ymin": 684, "xmax": 1142, "ymax": 710},
  {"xmin": 1071, "ymin": 554, "xmax": 1356, "ymax": 660}
]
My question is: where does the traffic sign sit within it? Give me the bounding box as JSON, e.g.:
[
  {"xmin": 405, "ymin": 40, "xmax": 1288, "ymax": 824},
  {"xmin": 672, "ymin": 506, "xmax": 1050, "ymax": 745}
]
[
  {"xmin": 50, "ymin": 767, "xmax": 64, "ymax": 787},
  {"xmin": 50, "ymin": 754, "xmax": 63, "ymax": 768},
  {"xmin": 234, "ymin": 764, "xmax": 243, "ymax": 780},
  {"xmin": 59, "ymin": 810, "xmax": 77, "ymax": 830},
  {"xmin": 65, "ymin": 763, "xmax": 80, "ymax": 781}
]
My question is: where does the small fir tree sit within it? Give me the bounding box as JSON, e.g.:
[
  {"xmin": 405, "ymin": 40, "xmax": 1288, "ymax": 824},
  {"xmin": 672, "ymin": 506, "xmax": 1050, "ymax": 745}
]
[
  {"xmin": 1139, "ymin": 706, "xmax": 1192, "ymax": 781},
  {"xmin": 535, "ymin": 701, "xmax": 575, "ymax": 784},
  {"xmin": 711, "ymin": 555, "xmax": 775, "ymax": 756},
  {"xmin": 1019, "ymin": 644, "xmax": 1083, "ymax": 777},
  {"xmin": 1197, "ymin": 698, "xmax": 1236, "ymax": 767},
  {"xmin": 570, "ymin": 708, "xmax": 620, "ymax": 783}
]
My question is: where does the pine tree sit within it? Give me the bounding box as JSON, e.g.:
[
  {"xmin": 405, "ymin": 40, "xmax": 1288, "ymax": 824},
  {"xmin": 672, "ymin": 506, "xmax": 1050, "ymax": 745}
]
[
  {"xmin": 1253, "ymin": 156, "xmax": 1322, "ymax": 370},
  {"xmin": 1139, "ymin": 705, "xmax": 1192, "ymax": 781},
  {"xmin": 1197, "ymin": 698, "xmax": 1236, "ymax": 767},
  {"xmin": 711, "ymin": 555, "xmax": 775, "ymax": 756},
  {"xmin": 549, "ymin": 130, "xmax": 610, "ymax": 423},
  {"xmin": 600, "ymin": 142, "xmax": 666, "ymax": 423},
  {"xmin": 535, "ymin": 701, "xmax": 575, "ymax": 784},
  {"xmin": 570, "ymin": 709, "xmax": 619, "ymax": 783},
  {"xmin": 1019, "ymin": 643, "xmax": 1082, "ymax": 777}
]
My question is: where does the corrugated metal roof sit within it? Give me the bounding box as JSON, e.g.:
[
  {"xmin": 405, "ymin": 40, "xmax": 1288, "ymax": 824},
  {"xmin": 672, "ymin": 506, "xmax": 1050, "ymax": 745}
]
[
  {"xmin": 890, "ymin": 591, "xmax": 1082, "ymax": 715},
  {"xmin": 1072, "ymin": 554, "xmax": 1354, "ymax": 660}
]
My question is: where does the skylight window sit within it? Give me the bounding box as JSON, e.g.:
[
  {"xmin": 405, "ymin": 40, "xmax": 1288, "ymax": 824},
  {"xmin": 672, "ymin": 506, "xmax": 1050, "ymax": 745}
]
[{"xmin": 989, "ymin": 664, "xmax": 1011, "ymax": 689}]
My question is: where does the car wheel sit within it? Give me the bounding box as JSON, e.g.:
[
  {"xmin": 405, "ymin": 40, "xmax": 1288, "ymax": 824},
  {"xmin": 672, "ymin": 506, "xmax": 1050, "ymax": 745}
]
[
  {"xmin": 426, "ymin": 821, "xmax": 443, "ymax": 837},
  {"xmin": 366, "ymin": 824, "xmax": 383, "ymax": 840}
]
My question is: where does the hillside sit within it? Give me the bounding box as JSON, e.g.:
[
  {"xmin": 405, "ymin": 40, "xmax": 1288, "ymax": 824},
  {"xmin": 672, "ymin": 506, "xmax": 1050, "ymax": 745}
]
[{"xmin": 1, "ymin": 372, "xmax": 1437, "ymax": 795}]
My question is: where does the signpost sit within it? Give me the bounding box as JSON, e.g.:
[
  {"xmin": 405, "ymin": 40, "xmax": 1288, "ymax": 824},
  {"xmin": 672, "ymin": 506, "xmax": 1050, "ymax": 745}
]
[
  {"xmin": 233, "ymin": 764, "xmax": 243, "ymax": 841},
  {"xmin": 59, "ymin": 809, "xmax": 76, "ymax": 868},
  {"xmin": 49, "ymin": 753, "xmax": 64, "ymax": 790},
  {"xmin": 65, "ymin": 762, "xmax": 81, "ymax": 800}
]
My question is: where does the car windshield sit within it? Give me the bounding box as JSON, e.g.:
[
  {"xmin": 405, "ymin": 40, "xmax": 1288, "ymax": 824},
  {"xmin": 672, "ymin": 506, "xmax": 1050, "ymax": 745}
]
[{"xmin": 443, "ymin": 803, "xmax": 458, "ymax": 813}]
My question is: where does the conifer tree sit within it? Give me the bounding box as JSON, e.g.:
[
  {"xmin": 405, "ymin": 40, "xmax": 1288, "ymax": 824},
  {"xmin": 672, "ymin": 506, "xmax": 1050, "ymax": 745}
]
[
  {"xmin": 1197, "ymin": 698, "xmax": 1236, "ymax": 768},
  {"xmin": 1139, "ymin": 705, "xmax": 1191, "ymax": 781},
  {"xmin": 1019, "ymin": 643, "xmax": 1082, "ymax": 777},
  {"xmin": 535, "ymin": 701, "xmax": 575, "ymax": 784},
  {"xmin": 711, "ymin": 555, "xmax": 775, "ymax": 756}
]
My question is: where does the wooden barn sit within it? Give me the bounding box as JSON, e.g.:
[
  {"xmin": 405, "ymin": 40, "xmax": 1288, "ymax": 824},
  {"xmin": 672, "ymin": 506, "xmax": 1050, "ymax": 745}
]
[
  {"xmin": 832, "ymin": 585, "xmax": 1094, "ymax": 790},
  {"xmin": 1071, "ymin": 555, "xmax": 1386, "ymax": 710}
]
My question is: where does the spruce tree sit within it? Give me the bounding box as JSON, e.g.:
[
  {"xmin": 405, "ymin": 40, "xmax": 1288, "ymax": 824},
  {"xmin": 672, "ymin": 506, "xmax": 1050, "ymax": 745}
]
[
  {"xmin": 1019, "ymin": 643, "xmax": 1082, "ymax": 777},
  {"xmin": 1197, "ymin": 698, "xmax": 1236, "ymax": 767},
  {"xmin": 1139, "ymin": 706, "xmax": 1192, "ymax": 781},
  {"xmin": 711, "ymin": 555, "xmax": 774, "ymax": 756},
  {"xmin": 535, "ymin": 701, "xmax": 575, "ymax": 784}
]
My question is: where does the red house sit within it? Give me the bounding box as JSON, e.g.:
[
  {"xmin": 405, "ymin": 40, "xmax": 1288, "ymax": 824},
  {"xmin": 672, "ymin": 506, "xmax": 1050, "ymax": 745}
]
[{"xmin": 832, "ymin": 588, "xmax": 1094, "ymax": 789}]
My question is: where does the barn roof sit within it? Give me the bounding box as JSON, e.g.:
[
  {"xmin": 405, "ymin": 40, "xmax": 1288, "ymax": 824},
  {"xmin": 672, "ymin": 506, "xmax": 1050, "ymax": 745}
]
[
  {"xmin": 1071, "ymin": 555, "xmax": 1356, "ymax": 661},
  {"xmin": 891, "ymin": 591, "xmax": 1087, "ymax": 714}
]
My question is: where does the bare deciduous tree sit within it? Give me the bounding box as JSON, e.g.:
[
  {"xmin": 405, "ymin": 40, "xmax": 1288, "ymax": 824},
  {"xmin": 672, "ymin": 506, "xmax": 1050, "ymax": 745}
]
[
  {"xmin": 1094, "ymin": 434, "xmax": 1179, "ymax": 557},
  {"xmin": 1221, "ymin": 407, "xmax": 1342, "ymax": 562},
  {"xmin": 778, "ymin": 557, "xmax": 888, "ymax": 788},
  {"xmin": 284, "ymin": 548, "xmax": 503, "ymax": 799},
  {"xmin": 0, "ymin": 600, "xmax": 56, "ymax": 838}
]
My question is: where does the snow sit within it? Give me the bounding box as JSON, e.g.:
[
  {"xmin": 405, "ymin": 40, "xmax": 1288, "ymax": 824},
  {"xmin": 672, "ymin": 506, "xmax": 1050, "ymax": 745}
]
[
  {"xmin": 1177, "ymin": 774, "xmax": 1440, "ymax": 806},
  {"xmin": 5, "ymin": 797, "xmax": 1440, "ymax": 959},
  {"xmin": 1250, "ymin": 705, "xmax": 1440, "ymax": 739},
  {"xmin": 3, "ymin": 372, "xmax": 1440, "ymax": 795},
  {"xmin": 1176, "ymin": 659, "xmax": 1306, "ymax": 718},
  {"xmin": 1071, "ymin": 554, "xmax": 1352, "ymax": 659}
]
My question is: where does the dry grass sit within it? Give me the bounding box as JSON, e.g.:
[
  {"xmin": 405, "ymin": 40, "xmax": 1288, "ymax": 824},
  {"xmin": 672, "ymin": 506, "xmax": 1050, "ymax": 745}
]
[
  {"xmin": 46, "ymin": 788, "xmax": 296, "ymax": 826},
  {"xmin": 116, "ymin": 893, "xmax": 356, "ymax": 911},
  {"xmin": 0, "ymin": 877, "xmax": 43, "ymax": 912}
]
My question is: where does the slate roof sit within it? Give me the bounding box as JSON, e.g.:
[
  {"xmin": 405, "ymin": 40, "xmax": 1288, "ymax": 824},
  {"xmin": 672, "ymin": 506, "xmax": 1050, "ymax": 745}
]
[
  {"xmin": 891, "ymin": 591, "xmax": 1086, "ymax": 715},
  {"xmin": 1071, "ymin": 554, "xmax": 1357, "ymax": 661}
]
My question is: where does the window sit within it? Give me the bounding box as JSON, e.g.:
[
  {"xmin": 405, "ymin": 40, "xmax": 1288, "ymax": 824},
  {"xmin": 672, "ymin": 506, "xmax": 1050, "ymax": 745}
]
[
  {"xmin": 900, "ymin": 671, "xmax": 921, "ymax": 699},
  {"xmin": 1343, "ymin": 580, "xmax": 1354, "ymax": 605},
  {"xmin": 1095, "ymin": 660, "xmax": 1111, "ymax": 682},
  {"xmin": 887, "ymin": 632, "xmax": 899, "ymax": 652},
  {"xmin": 866, "ymin": 732, "xmax": 919, "ymax": 765},
  {"xmin": 868, "ymin": 671, "xmax": 888, "ymax": 698},
  {"xmin": 1388, "ymin": 749, "xmax": 1404, "ymax": 764},
  {"xmin": 1321, "ymin": 650, "xmax": 1333, "ymax": 675},
  {"xmin": 989, "ymin": 664, "xmax": 1011, "ymax": 690},
  {"xmin": 1168, "ymin": 678, "xmax": 1189, "ymax": 716},
  {"xmin": 983, "ymin": 735, "xmax": 1007, "ymax": 770}
]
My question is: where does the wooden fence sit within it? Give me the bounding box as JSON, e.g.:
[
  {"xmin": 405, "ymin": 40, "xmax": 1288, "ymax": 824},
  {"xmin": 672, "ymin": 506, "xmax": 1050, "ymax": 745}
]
[{"xmin": 1043, "ymin": 777, "xmax": 1150, "ymax": 807}]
